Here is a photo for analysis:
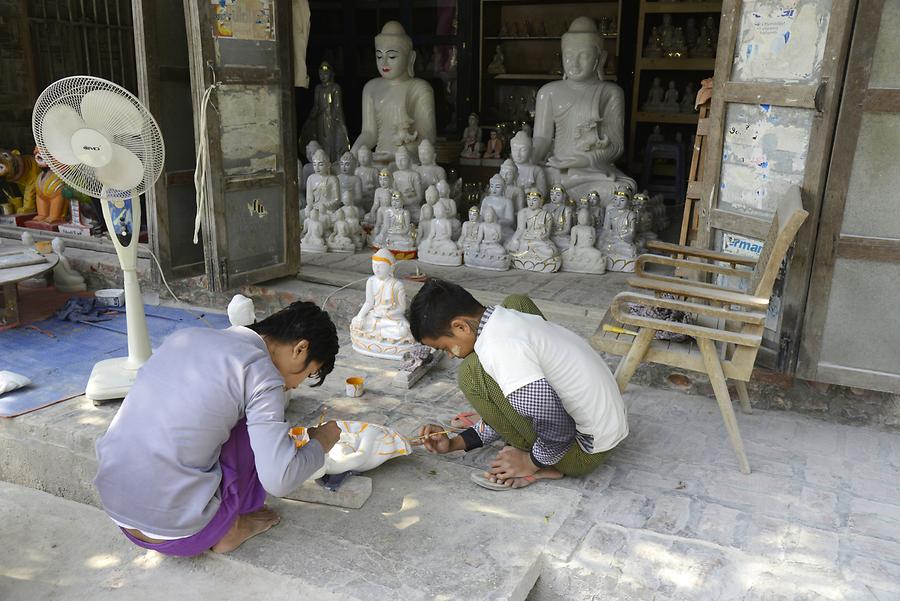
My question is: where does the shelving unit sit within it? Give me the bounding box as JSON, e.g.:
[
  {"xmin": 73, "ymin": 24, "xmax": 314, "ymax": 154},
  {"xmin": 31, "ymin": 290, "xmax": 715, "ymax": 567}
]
[
  {"xmin": 477, "ymin": 1, "xmax": 623, "ymax": 126},
  {"xmin": 628, "ymin": 0, "xmax": 722, "ymax": 177}
]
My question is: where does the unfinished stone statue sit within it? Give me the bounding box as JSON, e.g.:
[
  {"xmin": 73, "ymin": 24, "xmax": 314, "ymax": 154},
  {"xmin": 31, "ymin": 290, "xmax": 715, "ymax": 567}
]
[
  {"xmin": 300, "ymin": 61, "xmax": 350, "ymax": 163},
  {"xmin": 533, "ymin": 16, "xmax": 637, "ymax": 199},
  {"xmin": 418, "ymin": 203, "xmax": 462, "ymax": 266},
  {"xmin": 351, "ymin": 21, "xmax": 436, "ymax": 164},
  {"xmin": 378, "ymin": 190, "xmax": 416, "ymax": 254},
  {"xmin": 337, "ymin": 152, "xmax": 364, "ymax": 207},
  {"xmin": 354, "ymin": 145, "xmax": 379, "ymax": 212},
  {"xmin": 434, "ymin": 180, "xmax": 460, "ymax": 239},
  {"xmin": 417, "ymin": 202, "xmax": 434, "ymax": 248},
  {"xmin": 327, "ymin": 218, "xmax": 356, "ymax": 253},
  {"xmin": 598, "ymin": 189, "xmax": 637, "ymax": 272},
  {"xmin": 499, "ymin": 159, "xmax": 526, "ymax": 213},
  {"xmin": 300, "ymin": 140, "xmax": 323, "ymax": 195},
  {"xmin": 561, "ymin": 208, "xmax": 607, "ymax": 274},
  {"xmin": 307, "ymin": 149, "xmax": 341, "ymax": 213},
  {"xmin": 350, "ymin": 248, "xmax": 417, "ymax": 359},
  {"xmin": 479, "ymin": 174, "xmax": 516, "ymax": 241},
  {"xmin": 414, "ymin": 139, "xmax": 446, "ymax": 189},
  {"xmin": 507, "ymin": 189, "xmax": 561, "ymax": 273},
  {"xmin": 367, "ymin": 169, "xmax": 393, "ymax": 226},
  {"xmin": 465, "ymin": 206, "xmax": 510, "ymax": 271},
  {"xmin": 460, "ymin": 113, "xmax": 483, "ymax": 159},
  {"xmin": 509, "ymin": 130, "xmax": 548, "ymax": 199},
  {"xmin": 291, "ymin": 421, "xmax": 412, "ymax": 479},
  {"xmin": 301, "ymin": 207, "xmax": 328, "ymax": 253},
  {"xmin": 50, "ymin": 237, "xmax": 86, "ymax": 292},
  {"xmin": 547, "ymin": 184, "xmax": 574, "ymax": 251},
  {"xmin": 337, "ymin": 190, "xmax": 366, "ymax": 250},
  {"xmin": 392, "ymin": 147, "xmax": 424, "ymax": 220}
]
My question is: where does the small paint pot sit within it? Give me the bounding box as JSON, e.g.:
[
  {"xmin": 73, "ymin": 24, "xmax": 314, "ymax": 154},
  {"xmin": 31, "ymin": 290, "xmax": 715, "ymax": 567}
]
[{"xmin": 345, "ymin": 376, "xmax": 365, "ymax": 397}]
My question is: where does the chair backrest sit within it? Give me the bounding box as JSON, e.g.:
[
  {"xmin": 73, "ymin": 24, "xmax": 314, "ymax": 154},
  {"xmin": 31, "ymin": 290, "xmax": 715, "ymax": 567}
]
[{"xmin": 748, "ymin": 186, "xmax": 809, "ymax": 298}]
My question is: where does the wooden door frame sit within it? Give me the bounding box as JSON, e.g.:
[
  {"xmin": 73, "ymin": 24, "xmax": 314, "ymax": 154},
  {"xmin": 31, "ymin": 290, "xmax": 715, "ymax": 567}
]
[
  {"xmin": 698, "ymin": 0, "xmax": 856, "ymax": 372},
  {"xmin": 184, "ymin": 0, "xmax": 299, "ymax": 292},
  {"xmin": 798, "ymin": 0, "xmax": 900, "ymax": 391}
]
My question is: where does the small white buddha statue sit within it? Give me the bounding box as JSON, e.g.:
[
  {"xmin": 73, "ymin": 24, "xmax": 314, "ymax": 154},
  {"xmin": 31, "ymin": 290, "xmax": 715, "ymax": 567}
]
[
  {"xmin": 663, "ymin": 81, "xmax": 680, "ymax": 112},
  {"xmin": 379, "ymin": 190, "xmax": 416, "ymax": 253},
  {"xmin": 643, "ymin": 26, "xmax": 663, "ymax": 58},
  {"xmin": 414, "ymin": 139, "xmax": 446, "ymax": 189},
  {"xmin": 561, "ymin": 208, "xmax": 607, "ymax": 275},
  {"xmin": 668, "ymin": 27, "xmax": 688, "ymax": 58},
  {"xmin": 367, "ymin": 169, "xmax": 394, "ymax": 226},
  {"xmin": 587, "ymin": 189, "xmax": 606, "ymax": 220},
  {"xmin": 300, "ymin": 140, "xmax": 323, "ymax": 194},
  {"xmin": 466, "ymin": 207, "xmax": 510, "ymax": 271},
  {"xmin": 327, "ymin": 218, "xmax": 356, "ymax": 253},
  {"xmin": 487, "ymin": 45, "xmax": 506, "ymax": 74},
  {"xmin": 479, "ymin": 174, "xmax": 516, "ymax": 241},
  {"xmin": 307, "ymin": 149, "xmax": 341, "ymax": 213},
  {"xmin": 300, "ymin": 61, "xmax": 350, "ymax": 163},
  {"xmin": 460, "ymin": 113, "xmax": 483, "ymax": 159},
  {"xmin": 337, "ymin": 152, "xmax": 364, "ymax": 207},
  {"xmin": 458, "ymin": 205, "xmax": 481, "ymax": 254},
  {"xmin": 354, "ymin": 145, "xmax": 379, "ymax": 212},
  {"xmin": 301, "ymin": 207, "xmax": 328, "ymax": 253},
  {"xmin": 598, "ymin": 189, "xmax": 637, "ymax": 272},
  {"xmin": 482, "ymin": 130, "xmax": 504, "ymax": 160},
  {"xmin": 532, "ymin": 17, "xmax": 637, "ymax": 199},
  {"xmin": 337, "ymin": 190, "xmax": 366, "ymax": 250},
  {"xmin": 434, "ymin": 179, "xmax": 460, "ymax": 239},
  {"xmin": 659, "ymin": 14, "xmax": 676, "ymax": 54},
  {"xmin": 631, "ymin": 191, "xmax": 658, "ymax": 253},
  {"xmin": 350, "ymin": 248, "xmax": 418, "ymax": 360},
  {"xmin": 681, "ymin": 83, "xmax": 697, "ymax": 113},
  {"xmin": 509, "ymin": 130, "xmax": 548, "ymax": 199},
  {"xmin": 643, "ymin": 77, "xmax": 665, "ymax": 112},
  {"xmin": 392, "ymin": 147, "xmax": 424, "ymax": 220},
  {"xmin": 507, "ymin": 189, "xmax": 561, "ymax": 273},
  {"xmin": 499, "ymin": 159, "xmax": 526, "ymax": 213},
  {"xmin": 351, "ymin": 21, "xmax": 436, "ymax": 164},
  {"xmin": 50, "ymin": 237, "xmax": 86, "ymax": 292},
  {"xmin": 546, "ymin": 184, "xmax": 574, "ymax": 251},
  {"xmin": 417, "ymin": 202, "xmax": 434, "ymax": 249},
  {"xmin": 418, "ymin": 203, "xmax": 462, "ymax": 266}
]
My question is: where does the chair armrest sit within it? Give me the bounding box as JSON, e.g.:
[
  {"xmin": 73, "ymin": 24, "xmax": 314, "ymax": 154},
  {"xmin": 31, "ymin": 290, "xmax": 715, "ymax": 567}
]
[
  {"xmin": 646, "ymin": 240, "xmax": 758, "ymax": 266},
  {"xmin": 610, "ymin": 293, "xmax": 764, "ymax": 347},
  {"xmin": 636, "ymin": 254, "xmax": 754, "ymax": 280},
  {"xmin": 614, "ymin": 291, "xmax": 767, "ymax": 325},
  {"xmin": 626, "ymin": 277, "xmax": 770, "ymax": 310}
]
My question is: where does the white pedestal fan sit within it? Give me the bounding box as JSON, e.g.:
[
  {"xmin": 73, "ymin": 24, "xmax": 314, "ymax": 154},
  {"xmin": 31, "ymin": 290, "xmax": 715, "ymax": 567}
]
[{"xmin": 32, "ymin": 76, "xmax": 166, "ymax": 401}]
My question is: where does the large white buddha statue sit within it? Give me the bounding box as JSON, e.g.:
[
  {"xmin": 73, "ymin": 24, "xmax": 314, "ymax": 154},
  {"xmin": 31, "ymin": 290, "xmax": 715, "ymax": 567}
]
[
  {"xmin": 351, "ymin": 21, "xmax": 436, "ymax": 164},
  {"xmin": 350, "ymin": 248, "xmax": 418, "ymax": 360},
  {"xmin": 532, "ymin": 16, "xmax": 636, "ymax": 199}
]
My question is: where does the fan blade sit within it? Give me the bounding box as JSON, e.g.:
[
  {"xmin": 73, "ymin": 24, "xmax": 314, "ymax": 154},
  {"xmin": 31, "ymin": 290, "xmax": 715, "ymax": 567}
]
[
  {"xmin": 41, "ymin": 104, "xmax": 84, "ymax": 165},
  {"xmin": 80, "ymin": 89, "xmax": 144, "ymax": 136},
  {"xmin": 95, "ymin": 144, "xmax": 145, "ymax": 190}
]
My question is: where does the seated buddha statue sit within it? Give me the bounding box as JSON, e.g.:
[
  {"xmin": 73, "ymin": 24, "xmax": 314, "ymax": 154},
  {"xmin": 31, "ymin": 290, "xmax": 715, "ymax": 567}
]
[
  {"xmin": 506, "ymin": 189, "xmax": 561, "ymax": 273},
  {"xmin": 350, "ymin": 248, "xmax": 418, "ymax": 360},
  {"xmin": 532, "ymin": 16, "xmax": 636, "ymax": 200},
  {"xmin": 350, "ymin": 21, "xmax": 436, "ymax": 165}
]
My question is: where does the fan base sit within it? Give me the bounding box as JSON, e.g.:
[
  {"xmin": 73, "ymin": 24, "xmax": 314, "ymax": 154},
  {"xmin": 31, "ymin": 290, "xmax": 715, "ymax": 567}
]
[{"xmin": 85, "ymin": 356, "xmax": 144, "ymax": 403}]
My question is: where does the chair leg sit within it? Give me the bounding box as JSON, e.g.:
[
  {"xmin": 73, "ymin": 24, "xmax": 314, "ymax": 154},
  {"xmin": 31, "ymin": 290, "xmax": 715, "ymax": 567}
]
[
  {"xmin": 698, "ymin": 338, "xmax": 751, "ymax": 474},
  {"xmin": 734, "ymin": 380, "xmax": 753, "ymax": 414},
  {"xmin": 614, "ymin": 328, "xmax": 655, "ymax": 393}
]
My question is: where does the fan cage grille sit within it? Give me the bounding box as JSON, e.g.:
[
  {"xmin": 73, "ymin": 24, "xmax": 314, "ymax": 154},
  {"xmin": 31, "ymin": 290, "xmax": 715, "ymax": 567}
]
[{"xmin": 32, "ymin": 75, "xmax": 165, "ymax": 200}]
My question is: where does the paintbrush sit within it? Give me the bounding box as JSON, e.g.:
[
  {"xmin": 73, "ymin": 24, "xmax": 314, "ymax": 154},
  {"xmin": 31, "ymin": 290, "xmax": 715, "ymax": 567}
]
[
  {"xmin": 316, "ymin": 408, "xmax": 327, "ymax": 427},
  {"xmin": 405, "ymin": 428, "xmax": 457, "ymax": 443}
]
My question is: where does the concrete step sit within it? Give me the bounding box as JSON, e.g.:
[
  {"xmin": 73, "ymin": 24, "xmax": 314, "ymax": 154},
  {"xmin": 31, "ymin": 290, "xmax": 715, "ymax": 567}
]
[{"xmin": 0, "ymin": 341, "xmax": 582, "ymax": 600}]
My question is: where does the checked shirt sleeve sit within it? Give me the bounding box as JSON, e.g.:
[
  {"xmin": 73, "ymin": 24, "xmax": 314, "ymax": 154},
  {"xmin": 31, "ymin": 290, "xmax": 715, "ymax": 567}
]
[
  {"xmin": 458, "ymin": 419, "xmax": 501, "ymax": 451},
  {"xmin": 507, "ymin": 379, "xmax": 576, "ymax": 467}
]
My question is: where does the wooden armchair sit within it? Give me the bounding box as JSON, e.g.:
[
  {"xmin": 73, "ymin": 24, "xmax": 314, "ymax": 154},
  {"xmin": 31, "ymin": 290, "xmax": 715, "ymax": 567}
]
[{"xmin": 591, "ymin": 187, "xmax": 808, "ymax": 473}]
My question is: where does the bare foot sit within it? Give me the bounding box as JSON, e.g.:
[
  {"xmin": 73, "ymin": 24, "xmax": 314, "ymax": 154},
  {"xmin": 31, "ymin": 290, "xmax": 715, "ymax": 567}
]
[
  {"xmin": 451, "ymin": 411, "xmax": 481, "ymax": 429},
  {"xmin": 484, "ymin": 467, "xmax": 564, "ymax": 489},
  {"xmin": 211, "ymin": 507, "xmax": 281, "ymax": 554}
]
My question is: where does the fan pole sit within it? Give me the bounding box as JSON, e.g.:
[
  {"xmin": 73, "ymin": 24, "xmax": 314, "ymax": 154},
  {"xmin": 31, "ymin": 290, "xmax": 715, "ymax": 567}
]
[{"xmin": 123, "ymin": 262, "xmax": 151, "ymax": 366}]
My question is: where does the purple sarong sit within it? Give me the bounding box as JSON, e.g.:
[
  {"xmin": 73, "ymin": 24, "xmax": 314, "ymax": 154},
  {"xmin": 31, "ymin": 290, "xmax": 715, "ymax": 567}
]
[{"xmin": 121, "ymin": 418, "xmax": 267, "ymax": 557}]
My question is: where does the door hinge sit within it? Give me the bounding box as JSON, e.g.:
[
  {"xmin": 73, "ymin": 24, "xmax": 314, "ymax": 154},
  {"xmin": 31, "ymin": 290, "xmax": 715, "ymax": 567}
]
[
  {"xmin": 777, "ymin": 334, "xmax": 793, "ymax": 372},
  {"xmin": 814, "ymin": 80, "xmax": 828, "ymax": 112}
]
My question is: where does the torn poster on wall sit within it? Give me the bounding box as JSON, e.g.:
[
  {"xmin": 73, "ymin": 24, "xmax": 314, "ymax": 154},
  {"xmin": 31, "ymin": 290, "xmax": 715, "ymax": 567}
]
[
  {"xmin": 719, "ymin": 103, "xmax": 811, "ymax": 216},
  {"xmin": 716, "ymin": 232, "xmax": 783, "ymax": 332},
  {"xmin": 212, "ymin": 0, "xmax": 275, "ymax": 42},
  {"xmin": 732, "ymin": 0, "xmax": 832, "ymax": 83}
]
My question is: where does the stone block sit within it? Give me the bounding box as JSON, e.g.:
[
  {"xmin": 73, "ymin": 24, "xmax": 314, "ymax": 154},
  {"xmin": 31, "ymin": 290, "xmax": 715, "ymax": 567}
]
[
  {"xmin": 645, "ymin": 494, "xmax": 692, "ymax": 535},
  {"xmin": 691, "ymin": 502, "xmax": 745, "ymax": 548},
  {"xmin": 282, "ymin": 475, "xmax": 373, "ymax": 509},
  {"xmin": 743, "ymin": 516, "xmax": 840, "ymax": 569}
]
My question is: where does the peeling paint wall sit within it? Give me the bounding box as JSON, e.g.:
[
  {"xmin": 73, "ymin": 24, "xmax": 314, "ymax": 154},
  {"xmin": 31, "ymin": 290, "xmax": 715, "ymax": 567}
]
[{"xmin": 216, "ymin": 84, "xmax": 281, "ymax": 175}]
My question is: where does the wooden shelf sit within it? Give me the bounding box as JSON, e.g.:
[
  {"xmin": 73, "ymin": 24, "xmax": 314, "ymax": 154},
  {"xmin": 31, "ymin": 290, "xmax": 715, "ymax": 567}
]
[
  {"xmin": 484, "ymin": 35, "xmax": 618, "ymax": 40},
  {"xmin": 491, "ymin": 73, "xmax": 617, "ymax": 82},
  {"xmin": 638, "ymin": 57, "xmax": 717, "ymax": 70},
  {"xmin": 635, "ymin": 112, "xmax": 701, "ymax": 124},
  {"xmin": 642, "ymin": 1, "xmax": 722, "ymax": 13}
]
